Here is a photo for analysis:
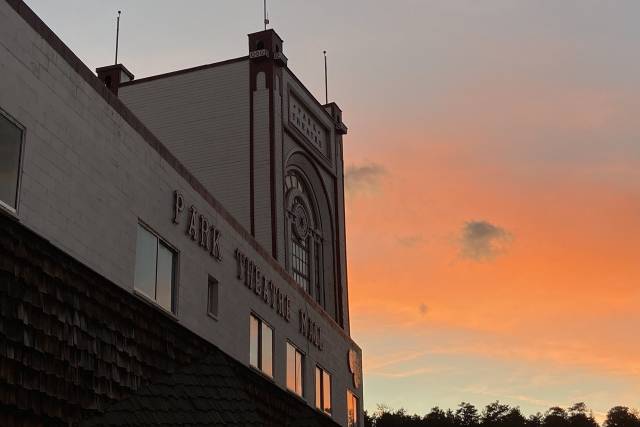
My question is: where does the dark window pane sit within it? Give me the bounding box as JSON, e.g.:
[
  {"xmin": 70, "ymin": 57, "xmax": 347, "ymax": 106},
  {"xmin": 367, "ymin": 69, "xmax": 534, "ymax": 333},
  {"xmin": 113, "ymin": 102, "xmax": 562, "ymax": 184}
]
[
  {"xmin": 134, "ymin": 225, "xmax": 158, "ymax": 300},
  {"xmin": 156, "ymin": 241, "xmax": 174, "ymax": 312},
  {"xmin": 261, "ymin": 322, "xmax": 273, "ymax": 377},
  {"xmin": 0, "ymin": 114, "xmax": 22, "ymax": 209},
  {"xmin": 250, "ymin": 315, "xmax": 259, "ymax": 368},
  {"xmin": 208, "ymin": 276, "xmax": 219, "ymax": 317},
  {"xmin": 315, "ymin": 241, "xmax": 321, "ymax": 303},
  {"xmin": 291, "ymin": 238, "xmax": 310, "ymax": 292}
]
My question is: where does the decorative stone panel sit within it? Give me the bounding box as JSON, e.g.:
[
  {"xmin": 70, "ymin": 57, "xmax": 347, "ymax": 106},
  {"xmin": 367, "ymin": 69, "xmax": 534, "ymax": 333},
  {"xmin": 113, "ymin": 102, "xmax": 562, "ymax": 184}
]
[{"xmin": 289, "ymin": 96, "xmax": 327, "ymax": 156}]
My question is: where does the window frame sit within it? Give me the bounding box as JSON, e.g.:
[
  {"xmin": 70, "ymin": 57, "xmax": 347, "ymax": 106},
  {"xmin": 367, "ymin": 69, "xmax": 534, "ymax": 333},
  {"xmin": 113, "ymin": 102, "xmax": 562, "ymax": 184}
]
[
  {"xmin": 133, "ymin": 222, "xmax": 179, "ymax": 315},
  {"xmin": 347, "ymin": 389, "xmax": 359, "ymax": 427},
  {"xmin": 315, "ymin": 365, "xmax": 332, "ymax": 416},
  {"xmin": 286, "ymin": 341, "xmax": 304, "ymax": 397},
  {"xmin": 249, "ymin": 313, "xmax": 274, "ymax": 378},
  {"xmin": 284, "ymin": 170, "xmax": 324, "ymax": 304},
  {"xmin": 0, "ymin": 108, "xmax": 26, "ymax": 215},
  {"xmin": 207, "ymin": 275, "xmax": 219, "ymax": 320},
  {"xmin": 291, "ymin": 235, "xmax": 310, "ymax": 292}
]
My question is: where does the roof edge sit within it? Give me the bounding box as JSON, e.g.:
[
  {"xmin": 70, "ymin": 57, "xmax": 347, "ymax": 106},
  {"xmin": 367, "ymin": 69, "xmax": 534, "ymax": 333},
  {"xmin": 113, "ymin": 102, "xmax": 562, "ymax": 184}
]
[{"xmin": 119, "ymin": 56, "xmax": 249, "ymax": 87}]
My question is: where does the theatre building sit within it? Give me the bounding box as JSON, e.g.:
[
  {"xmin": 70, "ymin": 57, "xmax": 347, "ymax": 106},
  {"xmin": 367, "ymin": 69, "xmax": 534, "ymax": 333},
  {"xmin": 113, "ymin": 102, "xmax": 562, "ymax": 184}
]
[{"xmin": 0, "ymin": 1, "xmax": 362, "ymax": 426}]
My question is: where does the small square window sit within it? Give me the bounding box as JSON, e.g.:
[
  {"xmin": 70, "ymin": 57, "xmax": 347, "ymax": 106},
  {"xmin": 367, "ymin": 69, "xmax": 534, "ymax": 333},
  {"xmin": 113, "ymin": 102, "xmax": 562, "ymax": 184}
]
[
  {"xmin": 0, "ymin": 110, "xmax": 24, "ymax": 212},
  {"xmin": 207, "ymin": 276, "xmax": 219, "ymax": 318}
]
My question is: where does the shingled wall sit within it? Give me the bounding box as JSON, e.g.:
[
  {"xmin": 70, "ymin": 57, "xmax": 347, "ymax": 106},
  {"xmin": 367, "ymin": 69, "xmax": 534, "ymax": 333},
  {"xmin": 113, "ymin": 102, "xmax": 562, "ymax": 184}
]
[
  {"xmin": 0, "ymin": 212, "xmax": 212, "ymax": 426},
  {"xmin": 0, "ymin": 213, "xmax": 340, "ymax": 427}
]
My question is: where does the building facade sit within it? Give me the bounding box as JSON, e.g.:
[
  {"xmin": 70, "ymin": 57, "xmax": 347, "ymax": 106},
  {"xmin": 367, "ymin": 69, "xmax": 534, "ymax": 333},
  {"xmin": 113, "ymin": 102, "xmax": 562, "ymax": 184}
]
[{"xmin": 0, "ymin": 1, "xmax": 362, "ymax": 426}]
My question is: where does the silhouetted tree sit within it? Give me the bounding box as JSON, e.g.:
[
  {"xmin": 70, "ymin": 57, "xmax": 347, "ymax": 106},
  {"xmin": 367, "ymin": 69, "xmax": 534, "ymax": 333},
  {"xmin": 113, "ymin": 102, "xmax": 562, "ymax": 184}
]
[
  {"xmin": 375, "ymin": 408, "xmax": 424, "ymax": 427},
  {"xmin": 365, "ymin": 410, "xmax": 375, "ymax": 427},
  {"xmin": 364, "ymin": 401, "xmax": 640, "ymax": 427},
  {"xmin": 502, "ymin": 406, "xmax": 528, "ymax": 427},
  {"xmin": 604, "ymin": 407, "xmax": 640, "ymax": 427},
  {"xmin": 482, "ymin": 401, "xmax": 512, "ymax": 427},
  {"xmin": 424, "ymin": 406, "xmax": 457, "ymax": 427},
  {"xmin": 567, "ymin": 403, "xmax": 599, "ymax": 427},
  {"xmin": 456, "ymin": 402, "xmax": 480, "ymax": 427},
  {"xmin": 543, "ymin": 407, "xmax": 570, "ymax": 427},
  {"xmin": 527, "ymin": 412, "xmax": 544, "ymax": 427}
]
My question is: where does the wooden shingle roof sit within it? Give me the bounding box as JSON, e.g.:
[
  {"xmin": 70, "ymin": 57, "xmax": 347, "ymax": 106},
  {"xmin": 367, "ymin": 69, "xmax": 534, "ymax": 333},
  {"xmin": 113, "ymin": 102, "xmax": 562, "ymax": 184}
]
[{"xmin": 0, "ymin": 213, "xmax": 338, "ymax": 427}]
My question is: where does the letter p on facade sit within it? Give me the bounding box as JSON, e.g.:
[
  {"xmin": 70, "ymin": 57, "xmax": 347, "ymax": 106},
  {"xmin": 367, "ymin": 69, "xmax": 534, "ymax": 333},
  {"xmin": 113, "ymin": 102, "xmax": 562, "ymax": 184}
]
[{"xmin": 173, "ymin": 190, "xmax": 185, "ymax": 224}]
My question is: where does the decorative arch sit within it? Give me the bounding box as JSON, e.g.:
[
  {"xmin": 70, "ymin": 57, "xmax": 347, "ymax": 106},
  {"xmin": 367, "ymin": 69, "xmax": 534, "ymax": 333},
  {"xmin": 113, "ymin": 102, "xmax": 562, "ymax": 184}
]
[{"xmin": 284, "ymin": 152, "xmax": 337, "ymax": 317}]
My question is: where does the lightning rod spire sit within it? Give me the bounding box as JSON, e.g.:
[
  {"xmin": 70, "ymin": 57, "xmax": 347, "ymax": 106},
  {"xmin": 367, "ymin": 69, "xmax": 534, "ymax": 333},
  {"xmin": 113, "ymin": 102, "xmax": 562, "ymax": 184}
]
[
  {"xmin": 323, "ymin": 50, "xmax": 328, "ymax": 104},
  {"xmin": 114, "ymin": 10, "xmax": 121, "ymax": 64},
  {"xmin": 263, "ymin": 0, "xmax": 269, "ymax": 30}
]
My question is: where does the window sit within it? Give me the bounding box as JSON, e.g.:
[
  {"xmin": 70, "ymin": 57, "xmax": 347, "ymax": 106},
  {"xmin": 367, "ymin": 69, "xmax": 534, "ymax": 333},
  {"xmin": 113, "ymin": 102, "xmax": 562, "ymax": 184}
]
[
  {"xmin": 291, "ymin": 237, "xmax": 310, "ymax": 292},
  {"xmin": 249, "ymin": 314, "xmax": 273, "ymax": 378},
  {"xmin": 207, "ymin": 276, "xmax": 219, "ymax": 318},
  {"xmin": 347, "ymin": 390, "xmax": 359, "ymax": 427},
  {"xmin": 314, "ymin": 241, "xmax": 321, "ymax": 304},
  {"xmin": 134, "ymin": 223, "xmax": 177, "ymax": 313},
  {"xmin": 286, "ymin": 342, "xmax": 304, "ymax": 397},
  {"xmin": 315, "ymin": 366, "xmax": 332, "ymax": 415},
  {"xmin": 285, "ymin": 171, "xmax": 323, "ymax": 300},
  {"xmin": 0, "ymin": 110, "xmax": 24, "ymax": 212}
]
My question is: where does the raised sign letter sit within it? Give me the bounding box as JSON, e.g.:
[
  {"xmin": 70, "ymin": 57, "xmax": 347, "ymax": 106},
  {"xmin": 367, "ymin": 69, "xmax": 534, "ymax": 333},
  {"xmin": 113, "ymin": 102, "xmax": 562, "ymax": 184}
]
[
  {"xmin": 173, "ymin": 191, "xmax": 184, "ymax": 224},
  {"xmin": 199, "ymin": 215, "xmax": 210, "ymax": 249},
  {"xmin": 186, "ymin": 206, "xmax": 198, "ymax": 240}
]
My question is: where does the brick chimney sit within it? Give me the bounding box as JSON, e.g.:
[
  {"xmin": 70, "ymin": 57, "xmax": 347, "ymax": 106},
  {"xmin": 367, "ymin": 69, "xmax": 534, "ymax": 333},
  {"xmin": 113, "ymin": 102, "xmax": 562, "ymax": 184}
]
[{"xmin": 96, "ymin": 64, "xmax": 134, "ymax": 95}]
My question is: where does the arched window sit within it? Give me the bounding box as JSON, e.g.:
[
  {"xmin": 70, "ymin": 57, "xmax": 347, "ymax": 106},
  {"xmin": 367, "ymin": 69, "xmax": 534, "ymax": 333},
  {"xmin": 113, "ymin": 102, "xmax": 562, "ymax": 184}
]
[{"xmin": 285, "ymin": 172, "xmax": 322, "ymax": 302}]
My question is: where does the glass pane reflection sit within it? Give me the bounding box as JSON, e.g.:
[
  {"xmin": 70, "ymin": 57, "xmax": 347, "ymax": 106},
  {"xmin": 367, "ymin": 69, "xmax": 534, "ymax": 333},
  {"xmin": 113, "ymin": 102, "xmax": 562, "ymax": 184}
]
[
  {"xmin": 249, "ymin": 315, "xmax": 259, "ymax": 368},
  {"xmin": 315, "ymin": 367, "xmax": 322, "ymax": 409},
  {"xmin": 323, "ymin": 370, "xmax": 332, "ymax": 414},
  {"xmin": 156, "ymin": 242, "xmax": 174, "ymax": 312},
  {"xmin": 134, "ymin": 226, "xmax": 157, "ymax": 300},
  {"xmin": 261, "ymin": 323, "xmax": 273, "ymax": 377},
  {"xmin": 295, "ymin": 350, "xmax": 303, "ymax": 396},
  {"xmin": 0, "ymin": 114, "xmax": 22, "ymax": 209},
  {"xmin": 286, "ymin": 343, "xmax": 296, "ymax": 391}
]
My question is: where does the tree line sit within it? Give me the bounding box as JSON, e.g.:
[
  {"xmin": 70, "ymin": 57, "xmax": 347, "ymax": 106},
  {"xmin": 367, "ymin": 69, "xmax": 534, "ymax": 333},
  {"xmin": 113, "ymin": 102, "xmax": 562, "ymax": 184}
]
[{"xmin": 364, "ymin": 402, "xmax": 640, "ymax": 427}]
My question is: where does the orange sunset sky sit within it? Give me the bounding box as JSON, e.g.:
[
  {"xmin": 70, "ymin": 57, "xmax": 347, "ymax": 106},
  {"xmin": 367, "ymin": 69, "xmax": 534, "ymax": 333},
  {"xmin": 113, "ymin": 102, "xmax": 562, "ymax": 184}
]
[{"xmin": 25, "ymin": 0, "xmax": 640, "ymax": 420}]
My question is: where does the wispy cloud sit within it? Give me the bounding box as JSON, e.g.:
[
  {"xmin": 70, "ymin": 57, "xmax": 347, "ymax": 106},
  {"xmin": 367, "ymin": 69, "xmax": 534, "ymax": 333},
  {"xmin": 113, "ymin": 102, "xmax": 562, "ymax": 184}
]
[
  {"xmin": 373, "ymin": 367, "xmax": 442, "ymax": 379},
  {"xmin": 345, "ymin": 163, "xmax": 386, "ymax": 196},
  {"xmin": 459, "ymin": 220, "xmax": 512, "ymax": 261},
  {"xmin": 366, "ymin": 350, "xmax": 432, "ymax": 371},
  {"xmin": 419, "ymin": 303, "xmax": 429, "ymax": 315},
  {"xmin": 397, "ymin": 234, "xmax": 425, "ymax": 248}
]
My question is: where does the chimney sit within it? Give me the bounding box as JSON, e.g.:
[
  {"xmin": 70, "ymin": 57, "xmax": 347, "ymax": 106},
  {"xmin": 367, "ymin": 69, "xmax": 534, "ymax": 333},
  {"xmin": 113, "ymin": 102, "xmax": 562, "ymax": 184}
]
[
  {"xmin": 248, "ymin": 29, "xmax": 288, "ymax": 67},
  {"xmin": 96, "ymin": 64, "xmax": 134, "ymax": 95},
  {"xmin": 324, "ymin": 102, "xmax": 348, "ymax": 135}
]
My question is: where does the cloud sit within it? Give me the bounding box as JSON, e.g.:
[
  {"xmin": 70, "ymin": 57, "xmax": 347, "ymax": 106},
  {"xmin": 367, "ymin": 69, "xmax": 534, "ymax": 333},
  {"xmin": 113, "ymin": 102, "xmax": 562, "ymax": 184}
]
[
  {"xmin": 345, "ymin": 163, "xmax": 386, "ymax": 196},
  {"xmin": 459, "ymin": 220, "xmax": 512, "ymax": 261},
  {"xmin": 372, "ymin": 367, "xmax": 441, "ymax": 379},
  {"xmin": 397, "ymin": 234, "xmax": 424, "ymax": 248}
]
